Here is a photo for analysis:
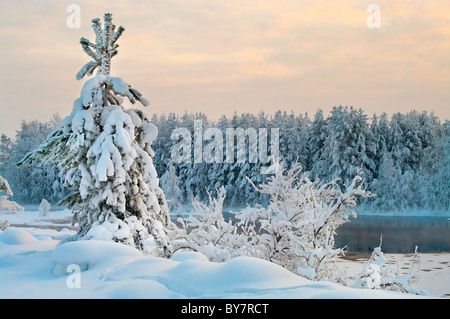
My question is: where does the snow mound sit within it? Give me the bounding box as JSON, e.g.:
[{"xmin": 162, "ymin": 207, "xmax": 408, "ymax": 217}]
[
  {"xmin": 101, "ymin": 251, "xmax": 423, "ymax": 298},
  {"xmin": 170, "ymin": 251, "xmax": 210, "ymax": 262},
  {"xmin": 0, "ymin": 235, "xmax": 434, "ymax": 299},
  {"xmin": 51, "ymin": 240, "xmax": 142, "ymax": 271},
  {"xmin": 0, "ymin": 228, "xmax": 38, "ymax": 245},
  {"xmin": 104, "ymin": 252, "xmax": 314, "ymax": 298},
  {"xmin": 162, "ymin": 256, "xmax": 311, "ymax": 297},
  {"xmin": 103, "ymin": 280, "xmax": 182, "ymax": 299}
]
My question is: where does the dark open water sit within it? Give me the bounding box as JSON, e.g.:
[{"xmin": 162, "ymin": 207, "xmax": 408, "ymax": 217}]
[
  {"xmin": 222, "ymin": 212, "xmax": 450, "ymax": 253},
  {"xmin": 335, "ymin": 216, "xmax": 450, "ymax": 253}
]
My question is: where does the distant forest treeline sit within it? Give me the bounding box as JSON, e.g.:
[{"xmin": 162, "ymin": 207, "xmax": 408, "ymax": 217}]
[{"xmin": 1, "ymin": 106, "xmax": 449, "ymax": 213}]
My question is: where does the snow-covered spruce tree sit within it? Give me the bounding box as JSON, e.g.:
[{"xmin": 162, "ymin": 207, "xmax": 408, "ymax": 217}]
[
  {"xmin": 39, "ymin": 199, "xmax": 51, "ymax": 217},
  {"xmin": 17, "ymin": 13, "xmax": 172, "ymax": 256},
  {"xmin": 160, "ymin": 161, "xmax": 183, "ymax": 216},
  {"xmin": 235, "ymin": 160, "xmax": 372, "ymax": 281}
]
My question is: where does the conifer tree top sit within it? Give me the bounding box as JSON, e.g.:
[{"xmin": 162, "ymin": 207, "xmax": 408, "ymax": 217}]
[
  {"xmin": 75, "ymin": 13, "xmax": 149, "ymax": 107},
  {"xmin": 77, "ymin": 13, "xmax": 125, "ymax": 79}
]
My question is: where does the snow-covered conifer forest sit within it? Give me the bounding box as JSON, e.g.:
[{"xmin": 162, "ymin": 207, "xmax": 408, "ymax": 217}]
[{"xmin": 2, "ymin": 106, "xmax": 448, "ymax": 213}]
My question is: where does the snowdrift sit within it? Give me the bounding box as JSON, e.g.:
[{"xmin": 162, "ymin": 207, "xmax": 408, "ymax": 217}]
[
  {"xmin": 0, "ymin": 228, "xmax": 38, "ymax": 245},
  {"xmin": 0, "ymin": 227, "xmax": 430, "ymax": 299}
]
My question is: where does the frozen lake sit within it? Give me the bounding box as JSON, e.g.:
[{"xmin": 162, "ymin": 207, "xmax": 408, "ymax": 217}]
[{"xmin": 335, "ymin": 216, "xmax": 450, "ymax": 253}]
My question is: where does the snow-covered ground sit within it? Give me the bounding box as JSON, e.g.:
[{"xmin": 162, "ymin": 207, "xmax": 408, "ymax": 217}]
[{"xmin": 0, "ymin": 209, "xmax": 448, "ymax": 299}]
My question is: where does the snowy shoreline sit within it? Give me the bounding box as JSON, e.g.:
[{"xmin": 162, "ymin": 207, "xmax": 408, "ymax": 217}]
[
  {"xmin": 0, "ymin": 227, "xmax": 445, "ymax": 299},
  {"xmin": 0, "ymin": 208, "xmax": 448, "ymax": 299},
  {"xmin": 337, "ymin": 251, "xmax": 450, "ymax": 298}
]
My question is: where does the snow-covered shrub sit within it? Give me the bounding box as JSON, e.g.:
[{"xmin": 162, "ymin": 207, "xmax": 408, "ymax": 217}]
[
  {"xmin": 171, "ymin": 161, "xmax": 372, "ymax": 277},
  {"xmin": 235, "ymin": 160, "xmax": 372, "ymax": 281},
  {"xmin": 353, "ymin": 240, "xmax": 386, "ymax": 290},
  {"xmin": 17, "ymin": 14, "xmax": 172, "ymax": 256},
  {"xmin": 171, "ymin": 187, "xmax": 246, "ymax": 261},
  {"xmin": 0, "ymin": 175, "xmax": 23, "ymax": 214},
  {"xmin": 39, "ymin": 199, "xmax": 51, "ymax": 216},
  {"xmin": 353, "ymin": 237, "xmax": 426, "ymax": 295}
]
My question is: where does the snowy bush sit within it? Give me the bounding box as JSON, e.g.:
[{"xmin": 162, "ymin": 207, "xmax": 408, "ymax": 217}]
[
  {"xmin": 39, "ymin": 199, "xmax": 51, "ymax": 216},
  {"xmin": 171, "ymin": 187, "xmax": 246, "ymax": 261},
  {"xmin": 234, "ymin": 161, "xmax": 372, "ymax": 280},
  {"xmin": 0, "ymin": 175, "xmax": 23, "ymax": 214},
  {"xmin": 17, "ymin": 13, "xmax": 172, "ymax": 256},
  {"xmin": 353, "ymin": 237, "xmax": 426, "ymax": 295},
  {"xmin": 170, "ymin": 160, "xmax": 372, "ymax": 280}
]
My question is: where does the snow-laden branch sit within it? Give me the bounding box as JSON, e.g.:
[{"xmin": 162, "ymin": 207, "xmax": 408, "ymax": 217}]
[{"xmin": 78, "ymin": 74, "xmax": 149, "ymax": 108}]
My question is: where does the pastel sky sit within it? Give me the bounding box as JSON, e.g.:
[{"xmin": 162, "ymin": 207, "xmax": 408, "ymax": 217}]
[{"xmin": 0, "ymin": 0, "xmax": 449, "ymax": 137}]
